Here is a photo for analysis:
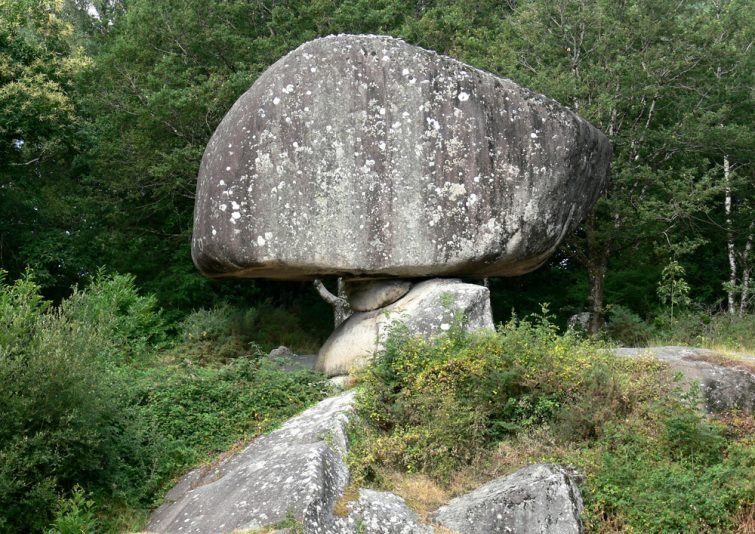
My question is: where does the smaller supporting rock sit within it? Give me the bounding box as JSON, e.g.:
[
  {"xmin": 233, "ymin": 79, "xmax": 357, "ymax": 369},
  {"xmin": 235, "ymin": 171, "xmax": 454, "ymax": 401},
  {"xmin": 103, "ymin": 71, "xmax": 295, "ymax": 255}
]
[
  {"xmin": 345, "ymin": 279, "xmax": 413, "ymax": 312},
  {"xmin": 431, "ymin": 464, "xmax": 584, "ymax": 534},
  {"xmin": 316, "ymin": 278, "xmax": 494, "ymax": 377}
]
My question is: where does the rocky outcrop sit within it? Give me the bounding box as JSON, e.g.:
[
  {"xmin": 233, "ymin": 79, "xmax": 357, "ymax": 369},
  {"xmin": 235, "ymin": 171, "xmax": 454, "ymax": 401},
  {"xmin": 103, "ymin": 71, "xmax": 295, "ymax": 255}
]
[
  {"xmin": 316, "ymin": 278, "xmax": 494, "ymax": 376},
  {"xmin": 147, "ymin": 391, "xmax": 355, "ymax": 534},
  {"xmin": 192, "ymin": 34, "xmax": 611, "ymax": 281},
  {"xmin": 431, "ymin": 464, "xmax": 584, "ymax": 534},
  {"xmin": 614, "ymin": 346, "xmax": 755, "ymax": 414},
  {"xmin": 149, "ymin": 391, "xmax": 590, "ymax": 533}
]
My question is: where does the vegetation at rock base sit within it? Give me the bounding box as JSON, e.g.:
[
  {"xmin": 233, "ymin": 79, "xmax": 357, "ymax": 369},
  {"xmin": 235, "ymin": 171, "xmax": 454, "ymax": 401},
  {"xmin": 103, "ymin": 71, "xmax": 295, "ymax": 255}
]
[
  {"xmin": 349, "ymin": 316, "xmax": 755, "ymax": 532},
  {"xmin": 0, "ymin": 0, "xmax": 753, "ymax": 531},
  {"xmin": 0, "ymin": 272, "xmax": 329, "ymax": 532}
]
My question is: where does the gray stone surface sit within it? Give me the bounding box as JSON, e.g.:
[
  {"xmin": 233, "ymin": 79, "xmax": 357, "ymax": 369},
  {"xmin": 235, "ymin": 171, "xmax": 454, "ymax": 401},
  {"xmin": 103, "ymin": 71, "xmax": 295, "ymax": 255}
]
[
  {"xmin": 614, "ymin": 346, "xmax": 755, "ymax": 414},
  {"xmin": 316, "ymin": 278, "xmax": 494, "ymax": 376},
  {"xmin": 147, "ymin": 391, "xmax": 355, "ymax": 533},
  {"xmin": 431, "ymin": 464, "xmax": 584, "ymax": 534},
  {"xmin": 345, "ymin": 279, "xmax": 413, "ymax": 312},
  {"xmin": 328, "ymin": 489, "xmax": 432, "ymax": 533},
  {"xmin": 192, "ymin": 34, "xmax": 611, "ymax": 280}
]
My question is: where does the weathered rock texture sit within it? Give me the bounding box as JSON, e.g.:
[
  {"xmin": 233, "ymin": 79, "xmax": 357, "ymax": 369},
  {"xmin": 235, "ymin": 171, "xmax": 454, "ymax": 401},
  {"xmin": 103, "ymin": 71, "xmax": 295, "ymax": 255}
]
[
  {"xmin": 192, "ymin": 34, "xmax": 611, "ymax": 280},
  {"xmin": 345, "ymin": 279, "xmax": 413, "ymax": 312},
  {"xmin": 328, "ymin": 489, "xmax": 433, "ymax": 533},
  {"xmin": 431, "ymin": 464, "xmax": 584, "ymax": 534},
  {"xmin": 147, "ymin": 391, "xmax": 354, "ymax": 533},
  {"xmin": 316, "ymin": 278, "xmax": 493, "ymax": 376},
  {"xmin": 614, "ymin": 346, "xmax": 755, "ymax": 414}
]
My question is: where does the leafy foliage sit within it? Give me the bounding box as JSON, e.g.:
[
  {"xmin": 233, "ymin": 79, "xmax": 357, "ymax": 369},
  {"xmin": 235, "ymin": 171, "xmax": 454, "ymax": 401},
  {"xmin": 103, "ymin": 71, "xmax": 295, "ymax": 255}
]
[
  {"xmin": 0, "ymin": 272, "xmax": 328, "ymax": 532},
  {"xmin": 351, "ymin": 311, "xmax": 665, "ymax": 480},
  {"xmin": 0, "ymin": 272, "xmax": 160, "ymax": 532},
  {"xmin": 353, "ymin": 318, "xmax": 754, "ymax": 532}
]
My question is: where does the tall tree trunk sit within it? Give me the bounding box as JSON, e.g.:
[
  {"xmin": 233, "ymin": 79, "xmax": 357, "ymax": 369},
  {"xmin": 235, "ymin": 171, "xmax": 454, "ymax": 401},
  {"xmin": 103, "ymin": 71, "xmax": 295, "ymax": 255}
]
[
  {"xmin": 739, "ymin": 221, "xmax": 753, "ymax": 316},
  {"xmin": 587, "ymin": 247, "xmax": 608, "ymax": 335},
  {"xmin": 724, "ymin": 156, "xmax": 737, "ymax": 315}
]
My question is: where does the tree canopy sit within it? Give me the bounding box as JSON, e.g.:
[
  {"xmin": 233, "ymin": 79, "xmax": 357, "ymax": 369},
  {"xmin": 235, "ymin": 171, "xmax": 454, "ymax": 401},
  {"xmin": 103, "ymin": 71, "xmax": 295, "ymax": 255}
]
[{"xmin": 0, "ymin": 0, "xmax": 752, "ymax": 324}]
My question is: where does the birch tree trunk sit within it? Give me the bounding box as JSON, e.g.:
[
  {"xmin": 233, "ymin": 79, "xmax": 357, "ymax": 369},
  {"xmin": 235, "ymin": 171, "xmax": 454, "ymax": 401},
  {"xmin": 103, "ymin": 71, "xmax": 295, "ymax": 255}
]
[{"xmin": 724, "ymin": 156, "xmax": 738, "ymax": 314}]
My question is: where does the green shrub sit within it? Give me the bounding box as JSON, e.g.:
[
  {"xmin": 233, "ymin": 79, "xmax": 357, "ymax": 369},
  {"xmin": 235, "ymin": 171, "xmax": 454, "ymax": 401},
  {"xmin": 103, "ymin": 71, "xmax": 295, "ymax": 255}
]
[
  {"xmin": 45, "ymin": 486, "xmax": 98, "ymax": 534},
  {"xmin": 0, "ymin": 272, "xmax": 330, "ymax": 532},
  {"xmin": 132, "ymin": 356, "xmax": 330, "ymax": 463},
  {"xmin": 581, "ymin": 413, "xmax": 754, "ymax": 532},
  {"xmin": 352, "ymin": 311, "xmax": 659, "ymax": 481},
  {"xmin": 172, "ymin": 302, "xmax": 321, "ymax": 365},
  {"xmin": 248, "ymin": 302, "xmax": 321, "ymax": 353},
  {"xmin": 0, "ymin": 270, "xmax": 49, "ymax": 357},
  {"xmin": 605, "ymin": 304, "xmax": 653, "ymax": 346},
  {"xmin": 352, "ymin": 310, "xmax": 755, "ymax": 531},
  {"xmin": 652, "ymin": 309, "xmax": 755, "ymax": 352},
  {"xmin": 0, "ymin": 272, "xmax": 158, "ymax": 532},
  {"xmin": 174, "ymin": 304, "xmax": 257, "ymax": 365},
  {"xmin": 62, "ymin": 271, "xmax": 165, "ymax": 362}
]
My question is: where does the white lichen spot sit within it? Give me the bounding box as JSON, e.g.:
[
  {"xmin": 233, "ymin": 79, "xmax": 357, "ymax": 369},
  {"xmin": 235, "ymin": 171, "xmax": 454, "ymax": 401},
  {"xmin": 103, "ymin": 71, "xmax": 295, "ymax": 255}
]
[
  {"xmin": 219, "ymin": 180, "xmax": 226, "ymax": 186},
  {"xmin": 211, "ymin": 229, "xmax": 217, "ymax": 236},
  {"xmin": 458, "ymin": 91, "xmax": 470, "ymax": 102},
  {"xmin": 231, "ymin": 201, "xmax": 240, "ymax": 210},
  {"xmin": 220, "ymin": 204, "xmax": 227, "ymax": 212},
  {"xmin": 226, "ymin": 166, "xmax": 231, "ymax": 171},
  {"xmin": 257, "ymin": 235, "xmax": 266, "ymax": 246},
  {"xmin": 231, "ymin": 211, "xmax": 241, "ymax": 220},
  {"xmin": 447, "ymin": 183, "xmax": 467, "ymax": 200},
  {"xmin": 273, "ymin": 97, "xmax": 281, "ymax": 105},
  {"xmin": 264, "ymin": 232, "xmax": 273, "ymax": 240}
]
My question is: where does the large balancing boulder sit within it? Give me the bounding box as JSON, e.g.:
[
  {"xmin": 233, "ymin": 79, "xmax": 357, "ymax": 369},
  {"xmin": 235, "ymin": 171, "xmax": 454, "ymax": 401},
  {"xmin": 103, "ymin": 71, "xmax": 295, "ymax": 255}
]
[{"xmin": 192, "ymin": 34, "xmax": 611, "ymax": 280}]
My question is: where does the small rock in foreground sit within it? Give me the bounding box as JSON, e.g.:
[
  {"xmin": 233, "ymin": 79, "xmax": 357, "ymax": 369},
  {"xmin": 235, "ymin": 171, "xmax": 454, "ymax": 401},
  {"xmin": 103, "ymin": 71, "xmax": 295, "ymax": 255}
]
[
  {"xmin": 431, "ymin": 464, "xmax": 584, "ymax": 534},
  {"xmin": 328, "ymin": 489, "xmax": 432, "ymax": 534}
]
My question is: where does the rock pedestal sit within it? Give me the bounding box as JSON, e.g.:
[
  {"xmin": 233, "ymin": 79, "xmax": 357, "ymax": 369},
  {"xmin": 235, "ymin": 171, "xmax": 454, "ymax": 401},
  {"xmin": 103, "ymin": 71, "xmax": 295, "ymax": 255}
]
[{"xmin": 316, "ymin": 278, "xmax": 494, "ymax": 376}]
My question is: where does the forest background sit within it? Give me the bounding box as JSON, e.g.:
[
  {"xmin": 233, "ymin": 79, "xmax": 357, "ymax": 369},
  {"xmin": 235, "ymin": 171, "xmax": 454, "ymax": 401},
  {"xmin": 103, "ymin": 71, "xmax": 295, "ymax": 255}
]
[
  {"xmin": 0, "ymin": 0, "xmax": 753, "ymax": 532},
  {"xmin": 2, "ymin": 0, "xmax": 752, "ymax": 335}
]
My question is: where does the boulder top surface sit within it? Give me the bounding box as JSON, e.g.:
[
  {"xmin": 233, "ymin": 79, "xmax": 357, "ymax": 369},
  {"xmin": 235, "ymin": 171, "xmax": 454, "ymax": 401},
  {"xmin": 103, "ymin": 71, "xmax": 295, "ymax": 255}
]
[{"xmin": 192, "ymin": 34, "xmax": 611, "ymax": 281}]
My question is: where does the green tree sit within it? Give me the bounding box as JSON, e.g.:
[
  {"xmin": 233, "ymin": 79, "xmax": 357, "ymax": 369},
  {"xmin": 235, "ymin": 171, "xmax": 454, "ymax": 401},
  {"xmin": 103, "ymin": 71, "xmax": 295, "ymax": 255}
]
[
  {"xmin": 459, "ymin": 0, "xmax": 747, "ymax": 331},
  {"xmin": 0, "ymin": 0, "xmax": 97, "ymax": 298}
]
